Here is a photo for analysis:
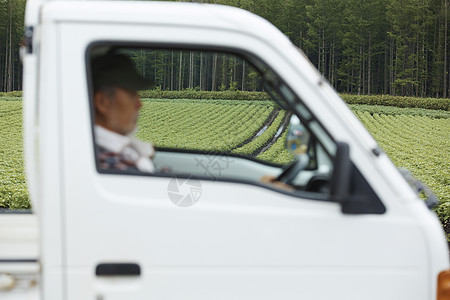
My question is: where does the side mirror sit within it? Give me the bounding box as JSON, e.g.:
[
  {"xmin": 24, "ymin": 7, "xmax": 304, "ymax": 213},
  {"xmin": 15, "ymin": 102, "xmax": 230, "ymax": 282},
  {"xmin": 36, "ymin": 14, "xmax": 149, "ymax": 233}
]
[
  {"xmin": 329, "ymin": 142, "xmax": 351, "ymax": 202},
  {"xmin": 331, "ymin": 142, "xmax": 386, "ymax": 215},
  {"xmin": 286, "ymin": 115, "xmax": 310, "ymax": 156}
]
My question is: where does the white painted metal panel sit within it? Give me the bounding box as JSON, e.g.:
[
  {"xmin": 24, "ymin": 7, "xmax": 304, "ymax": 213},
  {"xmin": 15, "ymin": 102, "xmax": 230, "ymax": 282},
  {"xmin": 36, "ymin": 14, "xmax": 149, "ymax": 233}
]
[
  {"xmin": 0, "ymin": 214, "xmax": 38, "ymax": 259},
  {"xmin": 56, "ymin": 20, "xmax": 431, "ymax": 300}
]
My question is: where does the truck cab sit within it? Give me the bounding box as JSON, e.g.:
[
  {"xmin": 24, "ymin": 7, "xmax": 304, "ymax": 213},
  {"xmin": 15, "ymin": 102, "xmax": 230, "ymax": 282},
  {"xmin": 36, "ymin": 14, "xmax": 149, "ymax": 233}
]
[{"xmin": 1, "ymin": 0, "xmax": 449, "ymax": 299}]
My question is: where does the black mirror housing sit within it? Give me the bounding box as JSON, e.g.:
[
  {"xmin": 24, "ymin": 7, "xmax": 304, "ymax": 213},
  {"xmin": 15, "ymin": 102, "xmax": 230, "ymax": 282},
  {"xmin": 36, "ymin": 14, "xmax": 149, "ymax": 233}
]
[{"xmin": 330, "ymin": 142, "xmax": 386, "ymax": 215}]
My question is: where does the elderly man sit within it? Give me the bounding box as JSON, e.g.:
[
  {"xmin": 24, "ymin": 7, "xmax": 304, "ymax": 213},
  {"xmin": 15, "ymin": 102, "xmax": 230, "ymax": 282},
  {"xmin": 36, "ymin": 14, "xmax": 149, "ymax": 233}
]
[{"xmin": 91, "ymin": 53, "xmax": 155, "ymax": 172}]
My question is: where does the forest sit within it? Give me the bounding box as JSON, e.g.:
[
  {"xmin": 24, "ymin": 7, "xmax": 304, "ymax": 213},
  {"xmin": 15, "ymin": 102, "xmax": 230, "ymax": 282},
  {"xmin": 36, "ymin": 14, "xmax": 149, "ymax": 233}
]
[{"xmin": 0, "ymin": 0, "xmax": 449, "ymax": 98}]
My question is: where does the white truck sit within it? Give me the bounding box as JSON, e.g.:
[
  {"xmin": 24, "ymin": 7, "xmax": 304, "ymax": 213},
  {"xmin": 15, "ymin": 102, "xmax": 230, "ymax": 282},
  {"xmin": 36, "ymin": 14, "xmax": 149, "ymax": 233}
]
[{"xmin": 1, "ymin": 0, "xmax": 449, "ymax": 299}]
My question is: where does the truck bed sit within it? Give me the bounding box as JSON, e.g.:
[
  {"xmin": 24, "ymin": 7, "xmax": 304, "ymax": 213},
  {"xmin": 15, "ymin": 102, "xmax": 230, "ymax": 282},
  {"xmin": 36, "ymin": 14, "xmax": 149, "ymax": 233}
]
[
  {"xmin": 0, "ymin": 211, "xmax": 38, "ymax": 260},
  {"xmin": 0, "ymin": 211, "xmax": 39, "ymax": 297}
]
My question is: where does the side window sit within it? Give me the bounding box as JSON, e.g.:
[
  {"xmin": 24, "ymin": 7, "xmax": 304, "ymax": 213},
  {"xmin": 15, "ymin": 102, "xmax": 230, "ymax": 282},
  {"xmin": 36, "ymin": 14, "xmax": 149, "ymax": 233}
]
[{"xmin": 88, "ymin": 45, "xmax": 334, "ymax": 195}]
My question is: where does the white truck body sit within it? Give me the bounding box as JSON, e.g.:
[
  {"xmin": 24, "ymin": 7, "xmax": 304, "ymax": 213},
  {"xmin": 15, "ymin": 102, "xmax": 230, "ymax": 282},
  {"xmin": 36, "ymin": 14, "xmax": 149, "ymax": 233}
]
[{"xmin": 1, "ymin": 0, "xmax": 449, "ymax": 299}]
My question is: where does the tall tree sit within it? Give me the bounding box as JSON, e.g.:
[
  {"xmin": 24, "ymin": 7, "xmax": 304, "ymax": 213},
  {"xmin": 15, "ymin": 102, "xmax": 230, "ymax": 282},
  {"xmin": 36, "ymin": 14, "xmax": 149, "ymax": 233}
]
[
  {"xmin": 0, "ymin": 0, "xmax": 25, "ymax": 92},
  {"xmin": 4, "ymin": 0, "xmax": 448, "ymax": 97}
]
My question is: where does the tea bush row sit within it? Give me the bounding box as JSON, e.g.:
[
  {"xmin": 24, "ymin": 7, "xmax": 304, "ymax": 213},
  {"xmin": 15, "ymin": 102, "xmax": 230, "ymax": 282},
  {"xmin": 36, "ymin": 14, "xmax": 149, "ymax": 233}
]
[
  {"xmin": 343, "ymin": 94, "xmax": 449, "ymax": 111},
  {"xmin": 2, "ymin": 90, "xmax": 449, "ymax": 110},
  {"xmin": 141, "ymin": 91, "xmax": 450, "ymax": 110}
]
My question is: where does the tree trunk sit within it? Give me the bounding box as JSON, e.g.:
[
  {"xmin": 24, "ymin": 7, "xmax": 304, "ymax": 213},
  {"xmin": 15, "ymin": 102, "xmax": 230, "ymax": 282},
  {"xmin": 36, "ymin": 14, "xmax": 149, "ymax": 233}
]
[
  {"xmin": 199, "ymin": 52, "xmax": 203, "ymax": 90},
  {"xmin": 221, "ymin": 54, "xmax": 226, "ymax": 89},
  {"xmin": 188, "ymin": 51, "xmax": 194, "ymax": 89},
  {"xmin": 390, "ymin": 37, "xmax": 395, "ymax": 95},
  {"xmin": 331, "ymin": 38, "xmax": 337, "ymax": 88},
  {"xmin": 422, "ymin": 23, "xmax": 427, "ymax": 97},
  {"xmin": 416, "ymin": 28, "xmax": 420, "ymax": 97},
  {"xmin": 318, "ymin": 27, "xmax": 321, "ymax": 73},
  {"xmin": 170, "ymin": 51, "xmax": 174, "ymax": 91},
  {"xmin": 368, "ymin": 34, "xmax": 371, "ymax": 95},
  {"xmin": 178, "ymin": 52, "xmax": 183, "ymax": 90},
  {"xmin": 212, "ymin": 53, "xmax": 217, "ymax": 91},
  {"xmin": 322, "ymin": 26, "xmax": 326, "ymax": 75},
  {"xmin": 384, "ymin": 39, "xmax": 388, "ymax": 94},
  {"xmin": 358, "ymin": 44, "xmax": 363, "ymax": 95},
  {"xmin": 6, "ymin": 5, "xmax": 12, "ymax": 92},
  {"xmin": 322, "ymin": 28, "xmax": 327, "ymax": 75},
  {"xmin": 233, "ymin": 57, "xmax": 237, "ymax": 84},
  {"xmin": 347, "ymin": 65, "xmax": 351, "ymax": 93},
  {"xmin": 328, "ymin": 39, "xmax": 332, "ymax": 84},
  {"xmin": 444, "ymin": 0, "xmax": 448, "ymax": 98},
  {"xmin": 241, "ymin": 60, "xmax": 246, "ymax": 91},
  {"xmin": 154, "ymin": 52, "xmax": 157, "ymax": 87},
  {"xmin": 3, "ymin": 27, "xmax": 7, "ymax": 92}
]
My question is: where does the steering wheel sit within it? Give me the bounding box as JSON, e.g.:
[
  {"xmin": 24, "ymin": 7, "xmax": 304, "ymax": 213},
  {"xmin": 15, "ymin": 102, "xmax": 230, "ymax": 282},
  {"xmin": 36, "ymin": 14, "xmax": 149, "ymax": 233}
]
[{"xmin": 275, "ymin": 153, "xmax": 310, "ymax": 185}]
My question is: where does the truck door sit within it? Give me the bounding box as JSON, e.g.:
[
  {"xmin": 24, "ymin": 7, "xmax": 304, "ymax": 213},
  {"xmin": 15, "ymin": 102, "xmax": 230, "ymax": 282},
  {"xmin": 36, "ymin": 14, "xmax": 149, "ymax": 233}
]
[{"xmin": 53, "ymin": 2, "xmax": 429, "ymax": 299}]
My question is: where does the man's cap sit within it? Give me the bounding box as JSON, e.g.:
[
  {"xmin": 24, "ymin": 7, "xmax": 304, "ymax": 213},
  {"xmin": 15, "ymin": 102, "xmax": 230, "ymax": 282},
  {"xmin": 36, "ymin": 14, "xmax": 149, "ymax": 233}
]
[{"xmin": 91, "ymin": 53, "xmax": 153, "ymax": 92}]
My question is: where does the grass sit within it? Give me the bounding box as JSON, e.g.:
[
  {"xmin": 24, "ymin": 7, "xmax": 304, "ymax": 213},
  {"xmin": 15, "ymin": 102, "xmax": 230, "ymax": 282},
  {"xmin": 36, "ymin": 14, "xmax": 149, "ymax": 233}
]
[{"xmin": 0, "ymin": 99, "xmax": 29, "ymax": 209}]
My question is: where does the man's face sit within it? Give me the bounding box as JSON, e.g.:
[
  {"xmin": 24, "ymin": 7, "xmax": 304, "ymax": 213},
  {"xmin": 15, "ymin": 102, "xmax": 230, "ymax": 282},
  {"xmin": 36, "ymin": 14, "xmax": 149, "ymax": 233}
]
[{"xmin": 95, "ymin": 87, "xmax": 142, "ymax": 135}]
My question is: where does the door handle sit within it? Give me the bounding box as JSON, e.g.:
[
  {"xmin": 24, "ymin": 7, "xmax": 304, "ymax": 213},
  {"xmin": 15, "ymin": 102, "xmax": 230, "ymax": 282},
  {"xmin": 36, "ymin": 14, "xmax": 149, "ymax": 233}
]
[{"xmin": 96, "ymin": 263, "xmax": 141, "ymax": 276}]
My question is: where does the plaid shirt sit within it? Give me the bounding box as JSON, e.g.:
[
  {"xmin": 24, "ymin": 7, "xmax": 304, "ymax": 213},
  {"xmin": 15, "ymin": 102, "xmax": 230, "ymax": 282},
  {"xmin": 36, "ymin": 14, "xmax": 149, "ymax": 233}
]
[
  {"xmin": 95, "ymin": 125, "xmax": 155, "ymax": 173},
  {"xmin": 96, "ymin": 145, "xmax": 140, "ymax": 172}
]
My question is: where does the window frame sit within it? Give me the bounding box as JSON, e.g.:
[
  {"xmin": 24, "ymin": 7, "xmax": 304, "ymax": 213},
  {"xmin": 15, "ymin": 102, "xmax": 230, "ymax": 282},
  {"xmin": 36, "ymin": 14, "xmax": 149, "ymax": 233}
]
[{"xmin": 85, "ymin": 41, "xmax": 340, "ymax": 201}]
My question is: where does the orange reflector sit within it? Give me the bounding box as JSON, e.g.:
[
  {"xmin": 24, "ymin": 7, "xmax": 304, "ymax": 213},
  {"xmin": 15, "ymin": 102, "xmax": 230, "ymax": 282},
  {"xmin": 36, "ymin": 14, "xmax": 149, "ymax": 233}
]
[{"xmin": 438, "ymin": 270, "xmax": 450, "ymax": 300}]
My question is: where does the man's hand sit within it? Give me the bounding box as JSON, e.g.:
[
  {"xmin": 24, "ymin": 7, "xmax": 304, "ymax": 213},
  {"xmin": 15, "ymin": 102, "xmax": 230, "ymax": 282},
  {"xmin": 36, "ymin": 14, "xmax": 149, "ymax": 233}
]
[{"xmin": 260, "ymin": 175, "xmax": 294, "ymax": 192}]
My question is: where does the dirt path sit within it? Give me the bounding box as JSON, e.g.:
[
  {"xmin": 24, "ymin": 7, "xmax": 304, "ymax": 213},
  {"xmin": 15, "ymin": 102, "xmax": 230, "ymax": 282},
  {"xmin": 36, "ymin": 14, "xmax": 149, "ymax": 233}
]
[
  {"xmin": 253, "ymin": 112, "xmax": 291, "ymax": 156},
  {"xmin": 232, "ymin": 109, "xmax": 279, "ymax": 150}
]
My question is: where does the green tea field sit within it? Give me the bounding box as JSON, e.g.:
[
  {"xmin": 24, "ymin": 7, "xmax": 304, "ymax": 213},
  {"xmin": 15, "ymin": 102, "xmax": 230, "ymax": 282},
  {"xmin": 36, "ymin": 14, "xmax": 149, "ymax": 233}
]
[
  {"xmin": 351, "ymin": 104, "xmax": 450, "ymax": 221},
  {"xmin": 1, "ymin": 98, "xmax": 449, "ymax": 230},
  {"xmin": 136, "ymin": 99, "xmax": 294, "ymax": 166},
  {"xmin": 0, "ymin": 99, "xmax": 28, "ymax": 209}
]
